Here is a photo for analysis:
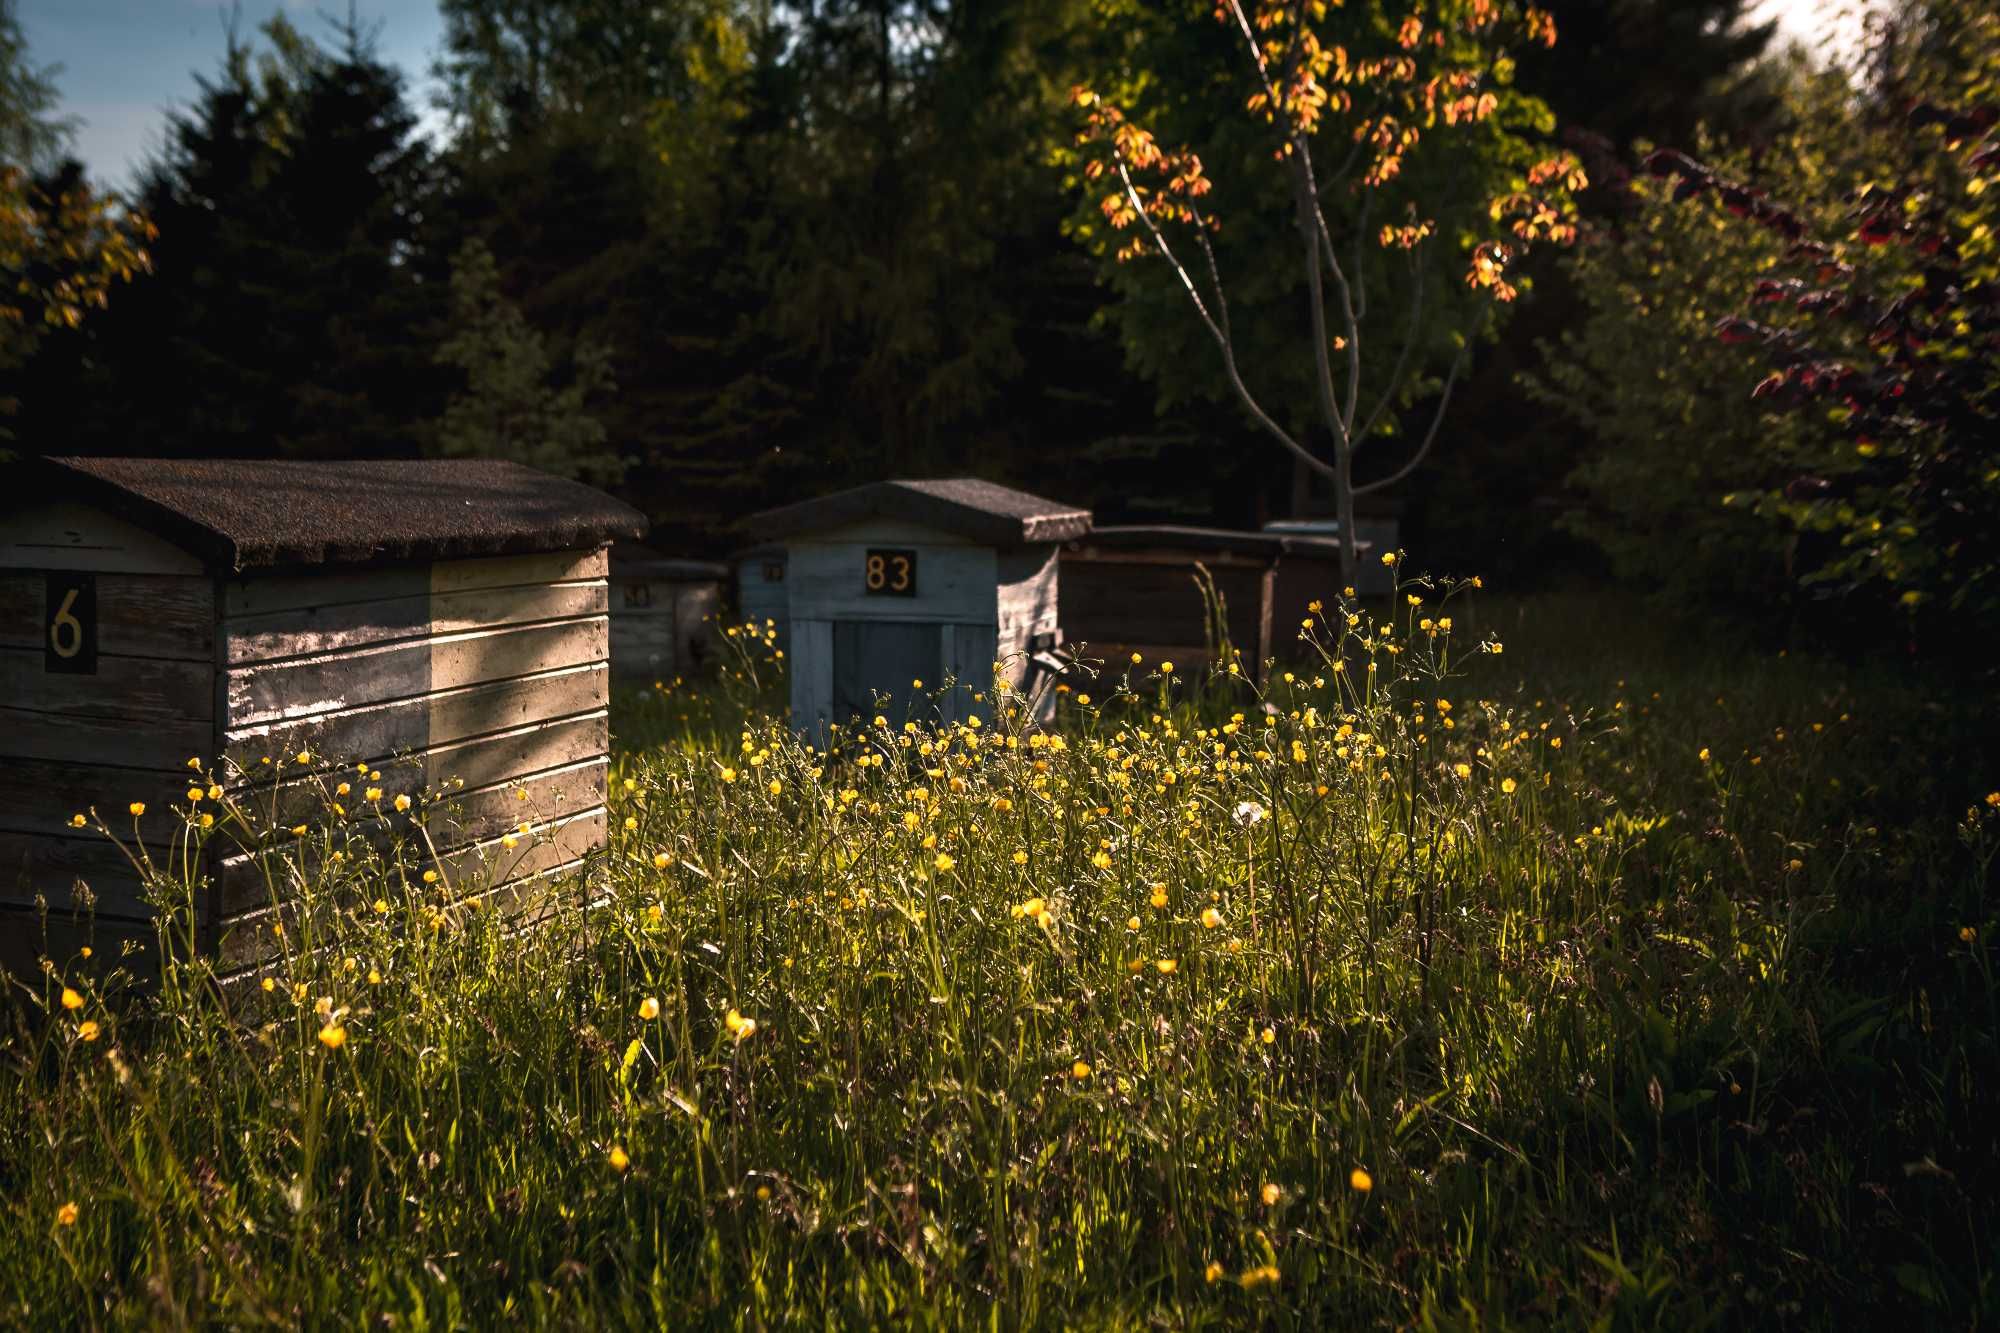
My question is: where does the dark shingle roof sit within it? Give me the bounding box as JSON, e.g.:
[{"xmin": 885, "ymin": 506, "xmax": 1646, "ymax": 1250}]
[
  {"xmin": 23, "ymin": 457, "xmax": 647, "ymax": 571},
  {"xmin": 747, "ymin": 478, "xmax": 1090, "ymax": 547}
]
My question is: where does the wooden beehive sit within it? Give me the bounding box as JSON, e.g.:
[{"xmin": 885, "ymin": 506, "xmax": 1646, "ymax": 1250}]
[
  {"xmin": 0, "ymin": 456, "xmax": 646, "ymax": 978},
  {"xmin": 732, "ymin": 544, "xmax": 790, "ymax": 652},
  {"xmin": 746, "ymin": 479, "xmax": 1090, "ymax": 736},
  {"xmin": 1059, "ymin": 525, "xmax": 1359, "ymax": 680},
  {"xmin": 608, "ymin": 544, "xmax": 726, "ymax": 683}
]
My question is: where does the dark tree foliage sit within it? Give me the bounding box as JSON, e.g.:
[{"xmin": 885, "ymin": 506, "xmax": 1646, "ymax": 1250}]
[
  {"xmin": 17, "ymin": 17, "xmax": 441, "ymax": 461},
  {"xmin": 1410, "ymin": 0, "xmax": 1782, "ymax": 579},
  {"xmin": 1640, "ymin": 2, "xmax": 2000, "ymax": 622},
  {"xmin": 1523, "ymin": 0, "xmax": 1782, "ymax": 153},
  {"xmin": 10, "ymin": 0, "xmax": 1796, "ymax": 568}
]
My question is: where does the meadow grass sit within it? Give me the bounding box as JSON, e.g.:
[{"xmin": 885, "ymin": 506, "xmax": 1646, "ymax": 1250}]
[{"xmin": 3, "ymin": 574, "xmax": 1996, "ymax": 1328}]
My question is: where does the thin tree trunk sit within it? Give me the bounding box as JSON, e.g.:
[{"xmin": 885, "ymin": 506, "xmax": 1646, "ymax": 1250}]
[{"xmin": 1290, "ymin": 148, "xmax": 1357, "ymax": 585}]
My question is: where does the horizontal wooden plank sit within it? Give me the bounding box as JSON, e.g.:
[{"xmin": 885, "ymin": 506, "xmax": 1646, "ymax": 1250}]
[
  {"xmin": 1061, "ymin": 547, "xmax": 1275, "ymax": 570},
  {"xmin": 0, "ymin": 648, "xmax": 214, "ymax": 724},
  {"xmin": 0, "ymin": 759, "xmax": 202, "ymax": 845},
  {"xmin": 1061, "ymin": 642, "xmax": 1222, "ymax": 675},
  {"xmin": 214, "ymin": 753, "xmax": 608, "ymax": 917},
  {"xmin": 214, "ymin": 807, "xmax": 606, "ymax": 969},
  {"xmin": 1271, "ymin": 558, "xmax": 1347, "ymax": 622},
  {"xmin": 385, "ymin": 710, "xmax": 610, "ymax": 799},
  {"xmin": 0, "ymin": 705, "xmax": 213, "ymax": 770},
  {"xmin": 0, "ymin": 571, "xmax": 214, "ymax": 661},
  {"xmin": 222, "ymin": 548, "xmax": 609, "ymax": 618},
  {"xmin": 785, "ymin": 541, "xmax": 998, "ymax": 625},
  {"xmin": 223, "ymin": 662, "xmax": 607, "ymax": 770},
  {"xmin": 0, "ymin": 830, "xmax": 153, "ymax": 919},
  {"xmin": 0, "ymin": 501, "xmax": 207, "ymax": 576},
  {"xmin": 223, "ymin": 580, "xmax": 607, "ymax": 666},
  {"xmin": 611, "ymin": 616, "xmax": 681, "ymax": 677},
  {"xmin": 1060, "ymin": 562, "xmax": 1265, "ymax": 649},
  {"xmin": 436, "ymin": 547, "xmax": 606, "ymax": 595},
  {"xmin": 212, "ymin": 852, "xmax": 600, "ymax": 991},
  {"xmin": 0, "ymin": 908, "xmax": 157, "ymax": 984},
  {"xmin": 219, "ymin": 711, "xmax": 608, "ymax": 864},
  {"xmin": 225, "ymin": 617, "xmax": 607, "ymax": 728}
]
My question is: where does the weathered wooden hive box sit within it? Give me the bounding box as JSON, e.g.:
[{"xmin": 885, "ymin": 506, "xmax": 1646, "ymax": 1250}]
[
  {"xmin": 608, "ymin": 544, "xmax": 727, "ymax": 683},
  {"xmin": 1059, "ymin": 525, "xmax": 1360, "ymax": 680},
  {"xmin": 747, "ymin": 479, "xmax": 1090, "ymax": 735},
  {"xmin": 0, "ymin": 456, "xmax": 645, "ymax": 978},
  {"xmin": 732, "ymin": 544, "xmax": 790, "ymax": 652}
]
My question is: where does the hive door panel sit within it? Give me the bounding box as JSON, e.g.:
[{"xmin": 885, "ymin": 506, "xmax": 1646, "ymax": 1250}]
[{"xmin": 830, "ymin": 620, "xmax": 943, "ymax": 725}]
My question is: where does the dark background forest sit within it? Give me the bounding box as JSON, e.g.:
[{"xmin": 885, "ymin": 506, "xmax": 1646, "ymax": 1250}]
[{"xmin": 4, "ymin": 0, "xmax": 1992, "ymax": 629}]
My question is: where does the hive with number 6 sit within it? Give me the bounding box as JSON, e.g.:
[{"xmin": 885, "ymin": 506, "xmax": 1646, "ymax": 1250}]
[
  {"xmin": 744, "ymin": 479, "xmax": 1091, "ymax": 738},
  {"xmin": 0, "ymin": 457, "xmax": 645, "ymax": 980}
]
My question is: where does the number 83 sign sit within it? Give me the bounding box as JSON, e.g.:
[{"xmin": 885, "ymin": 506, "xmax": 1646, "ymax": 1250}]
[
  {"xmin": 44, "ymin": 572, "xmax": 97, "ymax": 674},
  {"xmin": 864, "ymin": 549, "xmax": 916, "ymax": 597}
]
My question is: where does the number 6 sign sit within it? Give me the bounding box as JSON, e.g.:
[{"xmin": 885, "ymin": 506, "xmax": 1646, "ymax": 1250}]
[{"xmin": 44, "ymin": 572, "xmax": 97, "ymax": 674}]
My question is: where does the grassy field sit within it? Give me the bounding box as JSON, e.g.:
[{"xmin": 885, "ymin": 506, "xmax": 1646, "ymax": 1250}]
[{"xmin": 3, "ymin": 576, "xmax": 1996, "ymax": 1328}]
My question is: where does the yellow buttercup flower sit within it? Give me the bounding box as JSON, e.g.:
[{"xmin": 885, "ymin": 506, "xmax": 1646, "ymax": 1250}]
[
  {"xmin": 608, "ymin": 1145, "xmax": 630, "ymax": 1172},
  {"xmin": 1350, "ymin": 1167, "xmax": 1373, "ymax": 1193},
  {"xmin": 1201, "ymin": 907, "xmax": 1223, "ymax": 929},
  {"xmin": 393, "ymin": 794, "xmax": 412, "ymax": 813},
  {"xmin": 56, "ymin": 1201, "xmax": 78, "ymax": 1228},
  {"xmin": 1071, "ymin": 1060, "xmax": 1092, "ymax": 1079},
  {"xmin": 317, "ymin": 1023, "xmax": 347, "ymax": 1050},
  {"xmin": 127, "ymin": 802, "xmax": 145, "ymax": 817},
  {"xmin": 1500, "ymin": 778, "xmax": 1517, "ymax": 794},
  {"xmin": 78, "ymin": 1020, "xmax": 100, "ymax": 1042},
  {"xmin": 1261, "ymin": 1182, "xmax": 1282, "ymax": 1206},
  {"xmin": 1155, "ymin": 959, "xmax": 1177, "ymax": 975},
  {"xmin": 68, "ymin": 813, "xmax": 87, "ymax": 828},
  {"xmin": 639, "ymin": 997, "xmax": 661, "ymax": 1020},
  {"xmin": 60, "ymin": 987, "xmax": 83, "ymax": 1011},
  {"xmin": 934, "ymin": 852, "xmax": 955, "ymax": 872}
]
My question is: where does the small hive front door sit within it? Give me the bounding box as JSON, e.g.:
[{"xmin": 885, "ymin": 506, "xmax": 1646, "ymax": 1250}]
[{"xmin": 831, "ymin": 620, "xmax": 942, "ymax": 724}]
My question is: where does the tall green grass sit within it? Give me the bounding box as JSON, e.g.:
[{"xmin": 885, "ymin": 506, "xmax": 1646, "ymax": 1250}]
[{"xmin": 3, "ymin": 578, "xmax": 1995, "ymax": 1328}]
